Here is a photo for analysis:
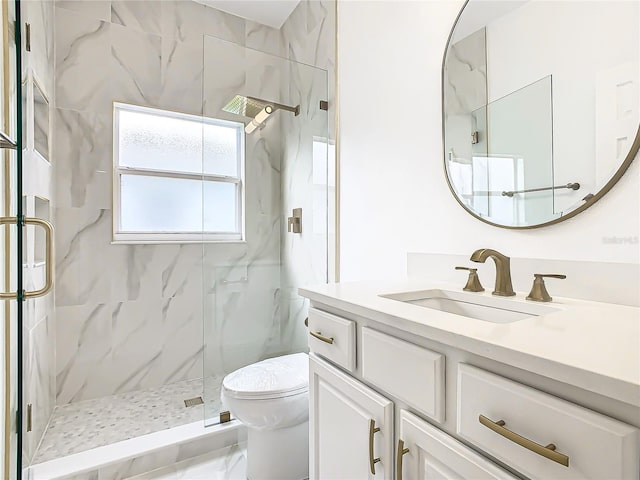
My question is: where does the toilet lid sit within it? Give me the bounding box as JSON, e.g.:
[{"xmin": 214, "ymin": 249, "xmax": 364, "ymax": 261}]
[{"xmin": 222, "ymin": 353, "xmax": 309, "ymax": 399}]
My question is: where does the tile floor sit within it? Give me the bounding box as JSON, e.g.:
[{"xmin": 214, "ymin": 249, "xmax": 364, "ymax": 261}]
[
  {"xmin": 33, "ymin": 376, "xmax": 224, "ymax": 464},
  {"xmin": 129, "ymin": 444, "xmax": 247, "ymax": 479}
]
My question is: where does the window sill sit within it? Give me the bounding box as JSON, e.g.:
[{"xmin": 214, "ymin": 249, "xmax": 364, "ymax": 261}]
[{"xmin": 111, "ymin": 239, "xmax": 247, "ymax": 245}]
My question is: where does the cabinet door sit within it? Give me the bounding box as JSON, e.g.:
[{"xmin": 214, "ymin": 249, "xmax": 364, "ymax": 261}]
[
  {"xmin": 398, "ymin": 410, "xmax": 517, "ymax": 480},
  {"xmin": 310, "ymin": 354, "xmax": 394, "ymax": 480}
]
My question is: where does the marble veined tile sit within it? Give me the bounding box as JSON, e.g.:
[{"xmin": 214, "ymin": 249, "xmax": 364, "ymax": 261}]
[
  {"xmin": 55, "ymin": 7, "xmax": 111, "ymax": 113},
  {"xmin": 161, "ymin": 0, "xmax": 206, "ymax": 45},
  {"xmin": 56, "ymin": 303, "xmax": 113, "ymax": 404},
  {"xmin": 245, "ymin": 21, "xmax": 284, "ymax": 58},
  {"xmin": 111, "ymin": 0, "xmax": 162, "ymax": 36},
  {"xmin": 23, "ymin": 0, "xmax": 54, "ymax": 95},
  {"xmin": 204, "ymin": 263, "xmax": 282, "ymax": 377},
  {"xmin": 159, "ymin": 37, "xmax": 203, "ymax": 116},
  {"xmin": 129, "ymin": 444, "xmax": 247, "ymax": 480},
  {"xmin": 56, "ymin": 0, "xmax": 111, "ymax": 22},
  {"xmin": 108, "ymin": 244, "xmax": 163, "ymax": 303},
  {"xmin": 55, "ymin": 108, "xmax": 111, "ymax": 210},
  {"xmin": 110, "ymin": 290, "xmax": 202, "ymax": 394},
  {"xmin": 160, "ymin": 245, "xmax": 202, "ymax": 300},
  {"xmin": 444, "ymin": 28, "xmax": 487, "ymax": 114},
  {"xmin": 24, "ymin": 316, "xmax": 55, "ymax": 463},
  {"xmin": 110, "ymin": 23, "xmax": 161, "ymax": 108},
  {"xmin": 203, "ymin": 6, "xmax": 246, "ymax": 47},
  {"xmin": 54, "ymin": 208, "xmax": 112, "ymax": 307},
  {"xmin": 283, "ymin": 0, "xmax": 335, "ymax": 70}
]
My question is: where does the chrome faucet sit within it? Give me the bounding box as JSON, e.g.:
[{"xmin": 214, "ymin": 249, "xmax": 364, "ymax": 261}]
[{"xmin": 470, "ymin": 249, "xmax": 515, "ymax": 297}]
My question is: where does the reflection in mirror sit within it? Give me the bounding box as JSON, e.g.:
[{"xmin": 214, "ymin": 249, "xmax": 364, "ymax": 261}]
[
  {"xmin": 443, "ymin": 0, "xmax": 640, "ymax": 228},
  {"xmin": 34, "ymin": 81, "xmax": 49, "ymax": 161}
]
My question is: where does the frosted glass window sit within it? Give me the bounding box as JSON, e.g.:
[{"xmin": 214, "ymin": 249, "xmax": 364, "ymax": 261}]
[
  {"xmin": 114, "ymin": 103, "xmax": 244, "ymax": 242},
  {"xmin": 204, "ymin": 123, "xmax": 239, "ymax": 177},
  {"xmin": 204, "ymin": 182, "xmax": 237, "ymax": 232},
  {"xmin": 120, "ymin": 175, "xmax": 238, "ymax": 233},
  {"xmin": 121, "ymin": 175, "xmax": 202, "ymax": 232},
  {"xmin": 118, "ymin": 108, "xmax": 240, "ymax": 176}
]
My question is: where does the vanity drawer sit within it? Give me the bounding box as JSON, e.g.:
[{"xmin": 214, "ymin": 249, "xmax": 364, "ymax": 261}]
[
  {"xmin": 361, "ymin": 328, "xmax": 445, "ymax": 422},
  {"xmin": 457, "ymin": 364, "xmax": 640, "ymax": 479},
  {"xmin": 307, "ymin": 308, "xmax": 356, "ymax": 372}
]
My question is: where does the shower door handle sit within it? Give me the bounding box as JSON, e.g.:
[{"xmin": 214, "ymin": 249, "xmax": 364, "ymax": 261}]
[{"xmin": 0, "ymin": 216, "xmax": 54, "ymax": 299}]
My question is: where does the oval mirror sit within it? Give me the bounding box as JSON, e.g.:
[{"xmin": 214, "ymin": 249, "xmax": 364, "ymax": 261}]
[{"xmin": 443, "ymin": 0, "xmax": 640, "ymax": 228}]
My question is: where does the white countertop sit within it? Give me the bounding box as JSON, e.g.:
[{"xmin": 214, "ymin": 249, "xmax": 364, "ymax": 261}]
[{"xmin": 299, "ymin": 280, "xmax": 640, "ymax": 407}]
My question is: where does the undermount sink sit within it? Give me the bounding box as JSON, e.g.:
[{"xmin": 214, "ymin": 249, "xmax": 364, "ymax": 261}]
[{"xmin": 380, "ymin": 289, "xmax": 559, "ymax": 323}]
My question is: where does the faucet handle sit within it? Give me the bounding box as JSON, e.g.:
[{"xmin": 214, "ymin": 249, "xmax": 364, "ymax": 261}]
[
  {"xmin": 526, "ymin": 274, "xmax": 566, "ymax": 302},
  {"xmin": 455, "ymin": 266, "xmax": 484, "ymax": 292}
]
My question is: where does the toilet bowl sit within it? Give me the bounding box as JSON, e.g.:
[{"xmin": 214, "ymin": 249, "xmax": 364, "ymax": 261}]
[{"xmin": 221, "ymin": 353, "xmax": 309, "ymax": 480}]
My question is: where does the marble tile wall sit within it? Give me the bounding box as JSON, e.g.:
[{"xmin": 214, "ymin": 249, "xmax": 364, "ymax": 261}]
[
  {"xmin": 52, "ymin": 0, "xmax": 285, "ymax": 406},
  {"xmin": 279, "ymin": 0, "xmax": 336, "ymax": 354},
  {"xmin": 22, "ymin": 0, "xmax": 56, "ymax": 465}
]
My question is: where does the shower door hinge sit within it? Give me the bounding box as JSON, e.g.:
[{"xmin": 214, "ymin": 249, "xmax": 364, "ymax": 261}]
[
  {"xmin": 220, "ymin": 411, "xmax": 231, "ymax": 424},
  {"xmin": 25, "ymin": 23, "xmax": 31, "ymax": 52},
  {"xmin": 26, "ymin": 404, "xmax": 33, "ymax": 432},
  {"xmin": 471, "ymin": 131, "xmax": 479, "ymax": 144},
  {"xmin": 287, "ymin": 208, "xmax": 302, "ymax": 234},
  {"xmin": 319, "ymin": 100, "xmax": 328, "ymax": 111}
]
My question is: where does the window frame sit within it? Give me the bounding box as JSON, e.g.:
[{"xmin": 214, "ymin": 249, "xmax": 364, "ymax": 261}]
[{"xmin": 112, "ymin": 102, "xmax": 245, "ymax": 244}]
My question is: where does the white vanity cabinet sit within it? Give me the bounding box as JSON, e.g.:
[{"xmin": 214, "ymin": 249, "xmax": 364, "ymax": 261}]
[
  {"xmin": 398, "ymin": 410, "xmax": 517, "ymax": 480},
  {"xmin": 309, "ymin": 352, "xmax": 516, "ymax": 480},
  {"xmin": 306, "ymin": 305, "xmax": 640, "ymax": 480},
  {"xmin": 457, "ymin": 364, "xmax": 640, "ymax": 479},
  {"xmin": 310, "ymin": 354, "xmax": 394, "ymax": 479}
]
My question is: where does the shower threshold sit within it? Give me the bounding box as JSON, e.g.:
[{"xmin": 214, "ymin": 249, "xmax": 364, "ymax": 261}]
[{"xmin": 32, "ymin": 376, "xmax": 224, "ymax": 465}]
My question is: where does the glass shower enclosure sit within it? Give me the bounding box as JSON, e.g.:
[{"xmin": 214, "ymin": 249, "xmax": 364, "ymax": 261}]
[
  {"xmin": 201, "ymin": 35, "xmax": 328, "ymax": 424},
  {"xmin": 4, "ymin": 2, "xmax": 330, "ymax": 476}
]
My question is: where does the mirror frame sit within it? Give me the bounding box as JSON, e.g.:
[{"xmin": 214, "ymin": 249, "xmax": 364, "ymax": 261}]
[{"xmin": 441, "ymin": 0, "xmax": 640, "ymax": 230}]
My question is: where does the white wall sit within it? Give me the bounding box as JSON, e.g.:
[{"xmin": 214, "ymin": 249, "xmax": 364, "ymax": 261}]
[{"xmin": 338, "ymin": 0, "xmax": 640, "ymax": 282}]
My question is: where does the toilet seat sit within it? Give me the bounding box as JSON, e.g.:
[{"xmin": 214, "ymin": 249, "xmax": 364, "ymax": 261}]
[{"xmin": 222, "ymin": 352, "xmax": 309, "ymax": 400}]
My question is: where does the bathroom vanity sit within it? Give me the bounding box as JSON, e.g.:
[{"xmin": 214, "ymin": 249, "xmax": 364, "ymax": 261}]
[{"xmin": 300, "ymin": 281, "xmax": 640, "ymax": 479}]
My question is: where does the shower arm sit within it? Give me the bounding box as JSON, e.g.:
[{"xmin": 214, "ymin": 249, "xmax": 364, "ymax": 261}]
[{"xmin": 247, "ymin": 97, "xmax": 300, "ymax": 116}]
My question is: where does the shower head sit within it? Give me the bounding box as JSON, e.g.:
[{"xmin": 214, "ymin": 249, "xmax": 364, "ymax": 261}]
[
  {"xmin": 222, "ymin": 94, "xmax": 301, "ymax": 134},
  {"xmin": 222, "ymin": 95, "xmax": 272, "ymax": 119}
]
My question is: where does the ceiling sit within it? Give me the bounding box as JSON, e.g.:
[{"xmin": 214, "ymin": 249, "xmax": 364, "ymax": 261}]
[
  {"xmin": 452, "ymin": 0, "xmax": 527, "ymax": 42},
  {"xmin": 194, "ymin": 0, "xmax": 302, "ymax": 29}
]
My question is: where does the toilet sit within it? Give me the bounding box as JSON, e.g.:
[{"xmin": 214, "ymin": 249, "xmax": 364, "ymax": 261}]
[{"xmin": 221, "ymin": 353, "xmax": 309, "ymax": 480}]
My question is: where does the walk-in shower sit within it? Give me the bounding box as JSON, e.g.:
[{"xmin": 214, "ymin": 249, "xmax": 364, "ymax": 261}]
[{"xmin": 0, "ymin": 0, "xmax": 334, "ymax": 477}]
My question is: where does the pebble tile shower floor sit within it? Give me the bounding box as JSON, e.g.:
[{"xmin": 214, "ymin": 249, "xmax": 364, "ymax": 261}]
[{"xmin": 33, "ymin": 376, "xmax": 224, "ymax": 464}]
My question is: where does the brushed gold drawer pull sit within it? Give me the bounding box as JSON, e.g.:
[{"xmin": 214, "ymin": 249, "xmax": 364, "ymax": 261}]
[
  {"xmin": 369, "ymin": 419, "xmax": 381, "ymax": 474},
  {"xmin": 396, "ymin": 439, "xmax": 410, "ymax": 479},
  {"xmin": 310, "ymin": 330, "xmax": 334, "ymax": 344},
  {"xmin": 479, "ymin": 415, "xmax": 569, "ymax": 467}
]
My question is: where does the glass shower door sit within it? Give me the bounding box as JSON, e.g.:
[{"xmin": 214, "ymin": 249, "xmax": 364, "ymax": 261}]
[
  {"xmin": 0, "ymin": 1, "xmax": 20, "ymax": 477},
  {"xmin": 201, "ymin": 35, "xmax": 329, "ymax": 425}
]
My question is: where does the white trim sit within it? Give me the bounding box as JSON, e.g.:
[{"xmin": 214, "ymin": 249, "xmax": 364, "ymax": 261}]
[
  {"xmin": 112, "ymin": 103, "xmax": 246, "ymax": 244},
  {"xmin": 112, "ymin": 232, "xmax": 243, "ymax": 244},
  {"xmin": 115, "ymin": 166, "xmax": 241, "ymax": 183}
]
